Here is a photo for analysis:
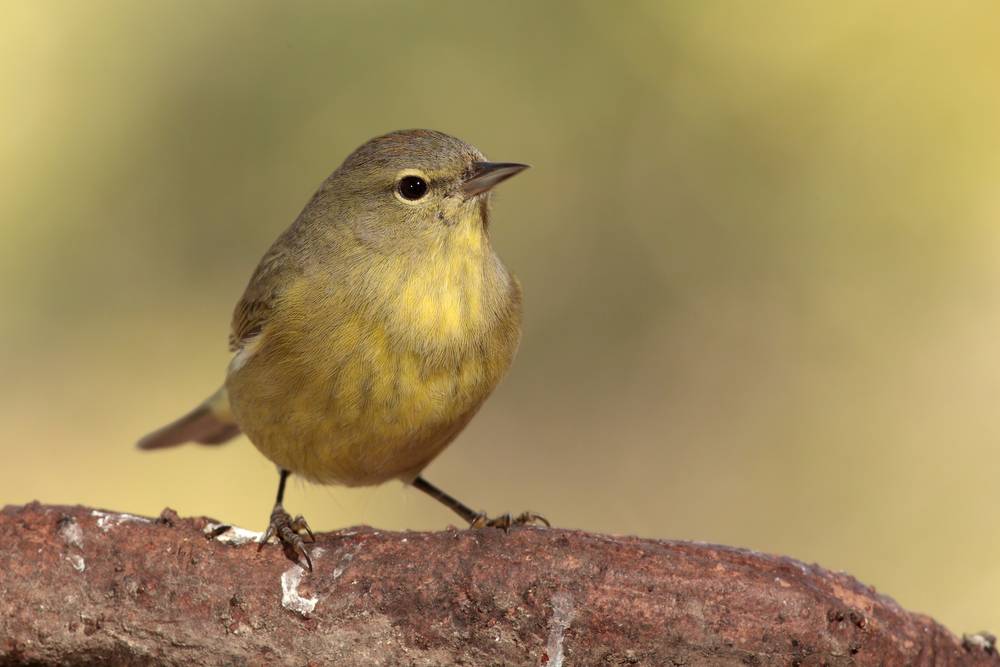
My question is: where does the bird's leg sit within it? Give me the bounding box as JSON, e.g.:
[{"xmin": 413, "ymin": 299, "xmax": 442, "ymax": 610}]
[
  {"xmin": 258, "ymin": 468, "xmax": 315, "ymax": 571},
  {"xmin": 412, "ymin": 476, "xmax": 549, "ymax": 530}
]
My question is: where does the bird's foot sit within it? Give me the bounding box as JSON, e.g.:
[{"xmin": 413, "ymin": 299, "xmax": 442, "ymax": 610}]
[
  {"xmin": 470, "ymin": 511, "xmax": 550, "ymax": 531},
  {"xmin": 258, "ymin": 504, "xmax": 316, "ymax": 571}
]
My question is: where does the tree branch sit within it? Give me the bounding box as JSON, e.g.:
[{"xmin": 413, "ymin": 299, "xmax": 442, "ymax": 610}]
[{"xmin": 0, "ymin": 503, "xmax": 995, "ymax": 666}]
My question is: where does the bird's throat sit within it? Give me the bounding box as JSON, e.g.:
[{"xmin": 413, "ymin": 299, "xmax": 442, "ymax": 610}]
[{"xmin": 393, "ymin": 220, "xmax": 498, "ymax": 343}]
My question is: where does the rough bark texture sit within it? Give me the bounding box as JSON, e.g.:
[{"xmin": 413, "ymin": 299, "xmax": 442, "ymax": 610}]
[{"xmin": 0, "ymin": 503, "xmax": 995, "ymax": 666}]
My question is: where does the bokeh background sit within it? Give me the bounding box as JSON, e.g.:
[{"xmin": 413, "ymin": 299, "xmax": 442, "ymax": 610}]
[{"xmin": 4, "ymin": 0, "xmax": 1000, "ymax": 633}]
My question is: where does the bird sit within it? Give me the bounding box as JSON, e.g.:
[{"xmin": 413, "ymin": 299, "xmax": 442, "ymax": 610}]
[{"xmin": 137, "ymin": 129, "xmax": 545, "ymax": 569}]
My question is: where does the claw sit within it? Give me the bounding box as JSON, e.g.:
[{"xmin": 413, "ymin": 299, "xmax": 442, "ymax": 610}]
[
  {"xmin": 297, "ymin": 545, "xmax": 314, "ymax": 572},
  {"xmin": 257, "ymin": 524, "xmax": 275, "ymax": 552}
]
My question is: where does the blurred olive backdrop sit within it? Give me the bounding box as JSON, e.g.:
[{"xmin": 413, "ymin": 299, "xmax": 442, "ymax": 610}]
[{"xmin": 4, "ymin": 0, "xmax": 1000, "ymax": 633}]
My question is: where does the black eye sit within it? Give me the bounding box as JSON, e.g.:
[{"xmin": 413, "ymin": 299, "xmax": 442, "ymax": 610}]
[{"xmin": 397, "ymin": 175, "xmax": 428, "ymax": 201}]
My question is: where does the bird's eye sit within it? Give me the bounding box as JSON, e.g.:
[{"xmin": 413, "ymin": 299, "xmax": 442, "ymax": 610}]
[{"xmin": 397, "ymin": 175, "xmax": 428, "ymax": 201}]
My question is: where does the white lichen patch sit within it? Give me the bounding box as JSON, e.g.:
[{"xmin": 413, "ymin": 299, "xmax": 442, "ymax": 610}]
[
  {"xmin": 59, "ymin": 519, "xmax": 84, "ymax": 549},
  {"xmin": 964, "ymin": 632, "xmax": 997, "ymax": 652},
  {"xmin": 281, "ymin": 561, "xmax": 319, "ymax": 617},
  {"xmin": 545, "ymin": 592, "xmax": 575, "ymax": 667},
  {"xmin": 203, "ymin": 523, "xmax": 265, "ymax": 545},
  {"xmin": 90, "ymin": 510, "xmax": 151, "ymax": 532},
  {"xmin": 66, "ymin": 554, "xmax": 86, "ymax": 572}
]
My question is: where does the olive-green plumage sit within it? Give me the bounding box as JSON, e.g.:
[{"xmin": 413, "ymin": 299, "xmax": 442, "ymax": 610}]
[{"xmin": 139, "ymin": 129, "xmax": 527, "ymax": 494}]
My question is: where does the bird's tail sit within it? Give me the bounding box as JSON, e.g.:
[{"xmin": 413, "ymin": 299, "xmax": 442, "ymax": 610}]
[{"xmin": 136, "ymin": 386, "xmax": 241, "ymax": 450}]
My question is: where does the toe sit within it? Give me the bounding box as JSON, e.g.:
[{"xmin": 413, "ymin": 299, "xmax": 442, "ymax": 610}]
[
  {"xmin": 469, "ymin": 510, "xmax": 550, "ymax": 530},
  {"xmin": 513, "ymin": 512, "xmax": 550, "ymax": 527},
  {"xmin": 291, "ymin": 515, "xmax": 315, "ymax": 542}
]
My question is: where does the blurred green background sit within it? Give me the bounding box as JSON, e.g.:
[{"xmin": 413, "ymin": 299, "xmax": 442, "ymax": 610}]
[{"xmin": 3, "ymin": 0, "xmax": 1000, "ymax": 634}]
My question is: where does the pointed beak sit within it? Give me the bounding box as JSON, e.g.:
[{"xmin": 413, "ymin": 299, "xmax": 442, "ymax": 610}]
[{"xmin": 461, "ymin": 161, "xmax": 529, "ymax": 197}]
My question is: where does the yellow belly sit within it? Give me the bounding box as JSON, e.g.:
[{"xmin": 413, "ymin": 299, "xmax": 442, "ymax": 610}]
[{"xmin": 226, "ymin": 280, "xmax": 519, "ymax": 486}]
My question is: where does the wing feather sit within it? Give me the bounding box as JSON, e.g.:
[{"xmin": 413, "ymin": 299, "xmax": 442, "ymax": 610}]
[{"xmin": 229, "ymin": 238, "xmax": 296, "ymax": 352}]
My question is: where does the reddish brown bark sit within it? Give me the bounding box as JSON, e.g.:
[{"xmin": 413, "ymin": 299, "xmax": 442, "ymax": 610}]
[{"xmin": 0, "ymin": 503, "xmax": 995, "ymax": 666}]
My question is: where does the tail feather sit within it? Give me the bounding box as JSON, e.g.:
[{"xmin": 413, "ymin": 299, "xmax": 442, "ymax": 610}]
[{"xmin": 137, "ymin": 388, "xmax": 240, "ymax": 450}]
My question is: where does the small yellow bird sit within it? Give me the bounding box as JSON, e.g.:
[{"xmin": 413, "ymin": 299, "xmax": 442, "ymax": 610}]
[{"xmin": 138, "ymin": 129, "xmax": 544, "ymax": 568}]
